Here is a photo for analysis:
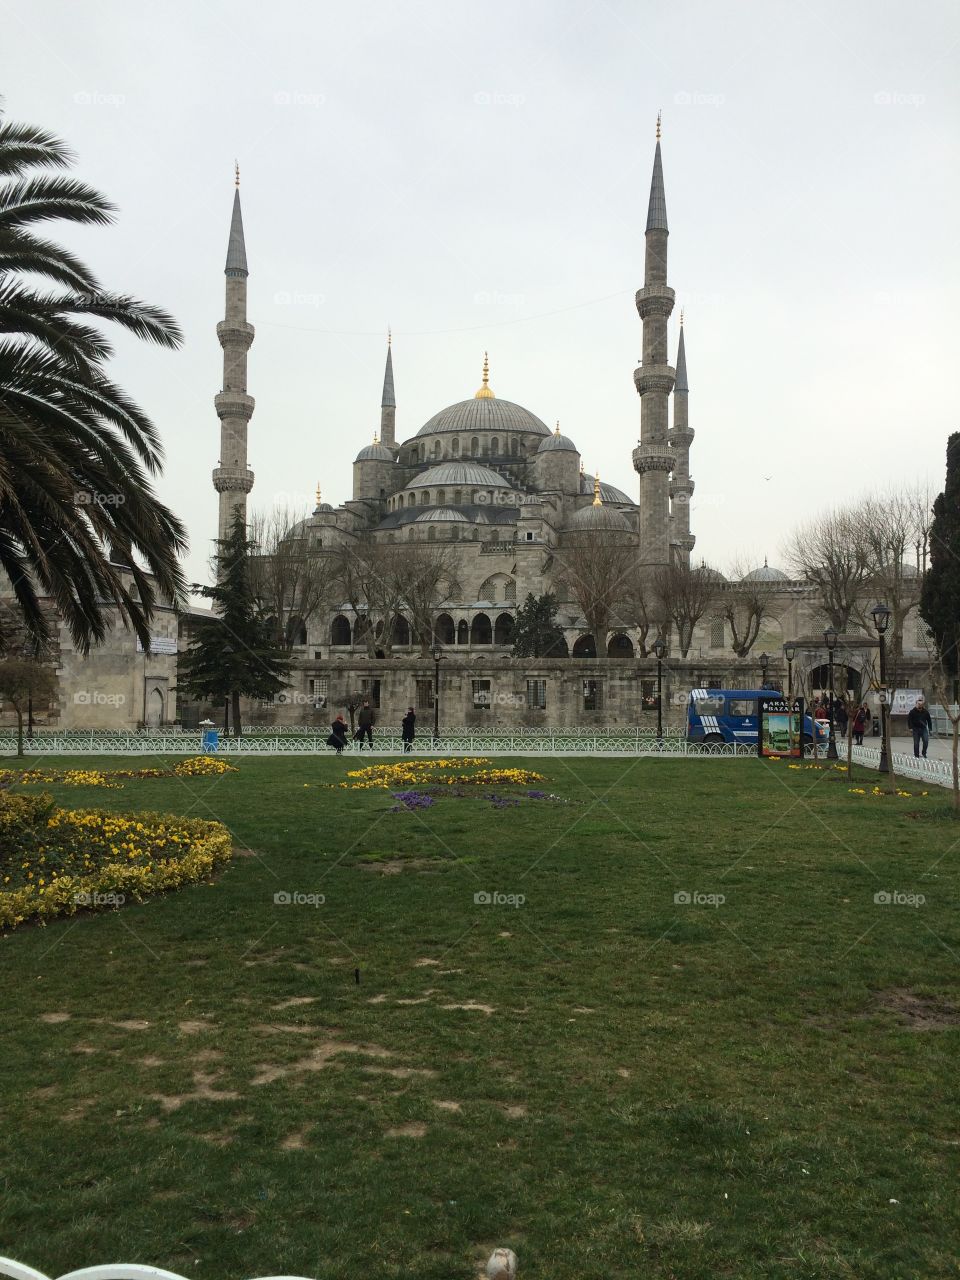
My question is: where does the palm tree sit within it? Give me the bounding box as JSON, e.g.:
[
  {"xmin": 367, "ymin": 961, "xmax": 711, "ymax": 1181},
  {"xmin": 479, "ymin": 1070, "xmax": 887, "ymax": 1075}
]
[{"xmin": 0, "ymin": 111, "xmax": 187, "ymax": 652}]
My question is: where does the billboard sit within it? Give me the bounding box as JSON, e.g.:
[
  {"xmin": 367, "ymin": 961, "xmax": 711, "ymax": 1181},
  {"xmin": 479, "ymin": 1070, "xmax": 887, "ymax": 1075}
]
[{"xmin": 758, "ymin": 695, "xmax": 805, "ymax": 759}]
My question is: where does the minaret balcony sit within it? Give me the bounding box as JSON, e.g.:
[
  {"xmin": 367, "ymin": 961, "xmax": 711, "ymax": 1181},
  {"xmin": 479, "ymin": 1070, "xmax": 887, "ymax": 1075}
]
[
  {"xmin": 632, "ymin": 443, "xmax": 673, "ymax": 475},
  {"xmin": 215, "ymin": 391, "xmax": 256, "ymax": 420},
  {"xmin": 217, "ymin": 321, "xmax": 255, "ymax": 349},
  {"xmin": 212, "ymin": 466, "xmax": 255, "ymax": 494},
  {"xmin": 670, "ymin": 476, "xmax": 695, "ymax": 499},
  {"xmin": 633, "ymin": 364, "xmax": 675, "ymax": 396},
  {"xmin": 669, "ymin": 426, "xmax": 695, "ymax": 448},
  {"xmin": 635, "ymin": 284, "xmax": 675, "ymax": 320}
]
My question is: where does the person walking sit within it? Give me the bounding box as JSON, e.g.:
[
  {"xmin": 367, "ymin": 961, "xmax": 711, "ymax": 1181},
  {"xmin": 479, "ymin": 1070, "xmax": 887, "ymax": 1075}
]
[
  {"xmin": 356, "ymin": 699, "xmax": 375, "ymax": 750},
  {"xmin": 327, "ymin": 713, "xmax": 348, "ymax": 755},
  {"xmin": 852, "ymin": 703, "xmax": 867, "ymax": 746},
  {"xmin": 836, "ymin": 701, "xmax": 849, "ymax": 737},
  {"xmin": 401, "ymin": 706, "xmax": 416, "ymax": 752},
  {"xmin": 907, "ymin": 695, "xmax": 932, "ymax": 759}
]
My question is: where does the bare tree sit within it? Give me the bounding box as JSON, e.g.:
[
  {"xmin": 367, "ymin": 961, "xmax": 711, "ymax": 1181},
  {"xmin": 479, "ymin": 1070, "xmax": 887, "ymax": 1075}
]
[
  {"xmin": 556, "ymin": 530, "xmax": 637, "ymax": 657},
  {"xmin": 855, "ymin": 487, "xmax": 926, "ymax": 686},
  {"xmin": 784, "ymin": 508, "xmax": 871, "ymax": 632},
  {"xmin": 616, "ymin": 563, "xmax": 661, "ymax": 658},
  {"xmin": 248, "ymin": 504, "xmax": 337, "ymax": 650},
  {"xmin": 721, "ymin": 559, "xmax": 780, "ymax": 658},
  {"xmin": 396, "ymin": 543, "xmax": 458, "ymax": 655},
  {"xmin": 654, "ymin": 561, "xmax": 717, "ymax": 658}
]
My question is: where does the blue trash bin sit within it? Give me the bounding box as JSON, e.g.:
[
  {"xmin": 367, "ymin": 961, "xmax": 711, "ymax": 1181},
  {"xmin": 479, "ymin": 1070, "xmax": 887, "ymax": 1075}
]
[{"xmin": 202, "ymin": 729, "xmax": 219, "ymax": 753}]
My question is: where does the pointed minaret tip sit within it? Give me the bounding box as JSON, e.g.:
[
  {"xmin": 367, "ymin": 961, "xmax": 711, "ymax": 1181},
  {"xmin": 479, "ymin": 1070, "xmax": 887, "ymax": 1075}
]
[
  {"xmin": 225, "ymin": 170, "xmax": 248, "ymax": 277},
  {"xmin": 315, "ymin": 483, "xmax": 322, "ymax": 507},
  {"xmin": 381, "ymin": 333, "xmax": 396, "ymax": 408},
  {"xmin": 656, "ymin": 109, "xmax": 661, "ymax": 141},
  {"xmin": 645, "ymin": 118, "xmax": 668, "ymax": 234},
  {"xmin": 675, "ymin": 316, "xmax": 689, "ymax": 394},
  {"xmin": 234, "ymin": 159, "xmax": 240, "ymax": 187}
]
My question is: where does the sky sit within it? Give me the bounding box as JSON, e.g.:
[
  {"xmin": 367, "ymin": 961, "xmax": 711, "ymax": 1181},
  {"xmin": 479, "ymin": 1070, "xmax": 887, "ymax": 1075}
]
[{"xmin": 3, "ymin": 0, "xmax": 958, "ymax": 589}]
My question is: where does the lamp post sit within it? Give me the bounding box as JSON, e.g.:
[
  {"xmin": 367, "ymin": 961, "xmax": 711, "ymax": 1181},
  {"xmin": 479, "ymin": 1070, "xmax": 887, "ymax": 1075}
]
[
  {"xmin": 758, "ymin": 651, "xmax": 770, "ymax": 689},
  {"xmin": 783, "ymin": 642, "xmax": 796, "ymax": 703},
  {"xmin": 652, "ymin": 635, "xmax": 666, "ymax": 745},
  {"xmin": 871, "ymin": 603, "xmax": 891, "ymax": 774},
  {"xmin": 824, "ymin": 627, "xmax": 838, "ymax": 759},
  {"xmin": 431, "ymin": 643, "xmax": 443, "ymax": 746}
]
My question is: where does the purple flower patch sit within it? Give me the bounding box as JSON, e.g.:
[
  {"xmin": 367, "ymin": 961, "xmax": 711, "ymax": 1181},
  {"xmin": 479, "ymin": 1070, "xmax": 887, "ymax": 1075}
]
[{"xmin": 390, "ymin": 790, "xmax": 436, "ymax": 812}]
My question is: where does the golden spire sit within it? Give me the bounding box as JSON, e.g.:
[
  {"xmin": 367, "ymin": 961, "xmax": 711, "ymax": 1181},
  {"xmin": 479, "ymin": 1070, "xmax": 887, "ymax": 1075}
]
[
  {"xmin": 656, "ymin": 111, "xmax": 661, "ymax": 142},
  {"xmin": 315, "ymin": 483, "xmax": 322, "ymax": 506},
  {"xmin": 555, "ymin": 421, "xmax": 561, "ymax": 436},
  {"xmin": 474, "ymin": 351, "xmax": 494, "ymax": 399},
  {"xmin": 373, "ymin": 431, "xmax": 380, "ymax": 444},
  {"xmin": 593, "ymin": 471, "xmax": 603, "ymax": 506},
  {"xmin": 579, "ymin": 459, "xmax": 585, "ymax": 474},
  {"xmin": 234, "ymin": 160, "xmax": 240, "ymax": 188},
  {"xmin": 387, "ymin": 325, "xmax": 391, "ymax": 347},
  {"xmin": 680, "ymin": 307, "xmax": 684, "ymax": 327}
]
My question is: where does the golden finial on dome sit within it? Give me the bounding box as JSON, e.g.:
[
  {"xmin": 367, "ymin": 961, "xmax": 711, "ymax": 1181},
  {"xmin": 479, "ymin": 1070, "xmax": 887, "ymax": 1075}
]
[
  {"xmin": 475, "ymin": 351, "xmax": 495, "ymax": 399},
  {"xmin": 315, "ymin": 483, "xmax": 322, "ymax": 506},
  {"xmin": 555, "ymin": 421, "xmax": 561, "ymax": 436},
  {"xmin": 373, "ymin": 431, "xmax": 380, "ymax": 444},
  {"xmin": 387, "ymin": 325, "xmax": 391, "ymax": 347},
  {"xmin": 234, "ymin": 160, "xmax": 240, "ymax": 188},
  {"xmin": 656, "ymin": 110, "xmax": 661, "ymax": 141},
  {"xmin": 593, "ymin": 471, "xmax": 603, "ymax": 506},
  {"xmin": 680, "ymin": 307, "xmax": 684, "ymax": 327}
]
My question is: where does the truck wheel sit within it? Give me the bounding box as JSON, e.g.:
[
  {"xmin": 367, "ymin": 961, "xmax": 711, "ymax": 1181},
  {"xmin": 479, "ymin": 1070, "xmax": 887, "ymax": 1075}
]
[{"xmin": 703, "ymin": 733, "xmax": 725, "ymax": 745}]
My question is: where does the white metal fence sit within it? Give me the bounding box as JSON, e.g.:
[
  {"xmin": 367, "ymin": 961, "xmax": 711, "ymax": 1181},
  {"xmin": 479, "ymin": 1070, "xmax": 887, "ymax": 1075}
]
[{"xmin": 839, "ymin": 740, "xmax": 955, "ymax": 788}]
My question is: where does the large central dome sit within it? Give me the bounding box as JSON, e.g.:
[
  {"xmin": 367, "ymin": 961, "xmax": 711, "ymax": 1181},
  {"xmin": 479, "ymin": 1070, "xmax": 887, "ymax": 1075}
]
[{"xmin": 417, "ymin": 396, "xmax": 550, "ymax": 438}]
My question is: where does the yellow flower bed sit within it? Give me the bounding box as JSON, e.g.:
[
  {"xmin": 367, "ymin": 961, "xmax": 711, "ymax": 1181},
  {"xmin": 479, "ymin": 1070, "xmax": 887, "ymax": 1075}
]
[
  {"xmin": 0, "ymin": 756, "xmax": 237, "ymax": 789},
  {"xmin": 0, "ymin": 794, "xmax": 232, "ymax": 932},
  {"xmin": 337, "ymin": 758, "xmax": 545, "ymax": 791}
]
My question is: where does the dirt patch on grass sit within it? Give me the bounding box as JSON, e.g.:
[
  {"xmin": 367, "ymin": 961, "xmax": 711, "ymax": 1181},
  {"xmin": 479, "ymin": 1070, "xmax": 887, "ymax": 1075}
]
[
  {"xmin": 272, "ymin": 996, "xmax": 316, "ymax": 1010},
  {"xmin": 151, "ymin": 1070, "xmax": 240, "ymax": 1112},
  {"xmin": 414, "ymin": 958, "xmax": 441, "ymax": 967},
  {"xmin": 196, "ymin": 1129, "xmax": 234, "ymax": 1146},
  {"xmin": 192, "ymin": 1049, "xmax": 223, "ymax": 1065},
  {"xmin": 31, "ymin": 1084, "xmax": 59, "ymax": 1099},
  {"xmin": 253, "ymin": 1023, "xmax": 315, "ymax": 1035},
  {"xmin": 367, "ymin": 994, "xmax": 388, "ymax": 1004},
  {"xmin": 872, "ymin": 988, "xmax": 960, "ymax": 1030},
  {"xmin": 362, "ymin": 1065, "xmax": 436, "ymax": 1079},
  {"xmin": 38, "ymin": 1012, "xmax": 71, "ymax": 1024},
  {"xmin": 280, "ymin": 1127, "xmax": 312, "ymax": 1150},
  {"xmin": 251, "ymin": 1038, "xmax": 393, "ymax": 1086},
  {"xmin": 178, "ymin": 1019, "xmax": 214, "ymax": 1035},
  {"xmin": 139, "ymin": 1056, "xmax": 165, "ymax": 1068},
  {"xmin": 442, "ymin": 1001, "xmax": 495, "ymax": 1015},
  {"xmin": 359, "ymin": 858, "xmax": 437, "ymax": 875},
  {"xmin": 502, "ymin": 1104, "xmax": 527, "ymax": 1118},
  {"xmin": 110, "ymin": 1018, "xmax": 150, "ymax": 1031},
  {"xmin": 385, "ymin": 1122, "xmax": 427, "ymax": 1138},
  {"xmin": 433, "ymin": 1100, "xmax": 462, "ymax": 1112}
]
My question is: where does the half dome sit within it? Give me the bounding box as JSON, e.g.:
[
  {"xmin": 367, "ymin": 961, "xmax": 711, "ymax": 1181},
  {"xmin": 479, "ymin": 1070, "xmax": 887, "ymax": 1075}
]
[
  {"xmin": 579, "ymin": 474, "xmax": 634, "ymax": 505},
  {"xmin": 415, "ymin": 507, "xmax": 468, "ymax": 523},
  {"xmin": 538, "ymin": 431, "xmax": 578, "ymax": 453},
  {"xmin": 355, "ymin": 440, "xmax": 394, "ymax": 462},
  {"xmin": 408, "ymin": 461, "xmax": 513, "ymax": 489}
]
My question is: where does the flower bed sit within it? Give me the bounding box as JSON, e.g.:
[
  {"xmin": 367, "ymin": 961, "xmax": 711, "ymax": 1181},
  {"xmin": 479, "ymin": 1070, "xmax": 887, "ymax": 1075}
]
[
  {"xmin": 0, "ymin": 756, "xmax": 237, "ymax": 789},
  {"xmin": 0, "ymin": 793, "xmax": 232, "ymax": 931},
  {"xmin": 337, "ymin": 758, "xmax": 545, "ymax": 792}
]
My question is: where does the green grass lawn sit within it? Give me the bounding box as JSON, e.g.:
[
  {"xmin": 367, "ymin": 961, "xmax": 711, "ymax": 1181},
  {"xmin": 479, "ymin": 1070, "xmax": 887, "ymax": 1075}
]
[{"xmin": 1, "ymin": 754, "xmax": 959, "ymax": 1279}]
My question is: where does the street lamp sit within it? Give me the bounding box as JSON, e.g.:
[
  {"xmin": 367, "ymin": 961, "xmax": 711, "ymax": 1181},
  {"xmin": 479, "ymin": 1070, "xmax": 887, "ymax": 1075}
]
[
  {"xmin": 652, "ymin": 635, "xmax": 667, "ymax": 745},
  {"xmin": 824, "ymin": 627, "xmax": 839, "ymax": 759},
  {"xmin": 871, "ymin": 603, "xmax": 891, "ymax": 773},
  {"xmin": 783, "ymin": 642, "xmax": 796, "ymax": 703},
  {"xmin": 758, "ymin": 651, "xmax": 770, "ymax": 688},
  {"xmin": 431, "ymin": 643, "xmax": 443, "ymax": 746}
]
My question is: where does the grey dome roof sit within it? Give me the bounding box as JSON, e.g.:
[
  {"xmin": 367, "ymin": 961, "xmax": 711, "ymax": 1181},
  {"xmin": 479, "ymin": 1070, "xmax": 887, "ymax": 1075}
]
[
  {"xmin": 415, "ymin": 507, "xmax": 468, "ymax": 523},
  {"xmin": 742, "ymin": 559, "xmax": 789, "ymax": 582},
  {"xmin": 579, "ymin": 474, "xmax": 634, "ymax": 505},
  {"xmin": 571, "ymin": 503, "xmax": 631, "ymax": 532},
  {"xmin": 416, "ymin": 397, "xmax": 550, "ymax": 438},
  {"xmin": 408, "ymin": 461, "xmax": 513, "ymax": 489},
  {"xmin": 538, "ymin": 431, "xmax": 578, "ymax": 453},
  {"xmin": 355, "ymin": 440, "xmax": 394, "ymax": 462}
]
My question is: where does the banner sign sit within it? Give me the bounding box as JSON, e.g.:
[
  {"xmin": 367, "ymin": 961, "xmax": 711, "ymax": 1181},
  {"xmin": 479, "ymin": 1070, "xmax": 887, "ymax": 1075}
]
[
  {"xmin": 136, "ymin": 636, "xmax": 178, "ymax": 655},
  {"xmin": 891, "ymin": 688, "xmax": 923, "ymax": 715},
  {"xmin": 758, "ymin": 695, "xmax": 805, "ymax": 759}
]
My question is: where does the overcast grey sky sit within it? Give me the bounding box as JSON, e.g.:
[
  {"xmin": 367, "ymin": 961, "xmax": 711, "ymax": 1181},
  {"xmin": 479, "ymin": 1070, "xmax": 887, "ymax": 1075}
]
[{"xmin": 3, "ymin": 0, "xmax": 958, "ymax": 587}]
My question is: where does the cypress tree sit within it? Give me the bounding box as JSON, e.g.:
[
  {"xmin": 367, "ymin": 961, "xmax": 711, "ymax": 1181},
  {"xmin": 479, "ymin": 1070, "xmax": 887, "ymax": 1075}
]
[
  {"xmin": 920, "ymin": 432, "xmax": 960, "ymax": 699},
  {"xmin": 511, "ymin": 593, "xmax": 567, "ymax": 658}
]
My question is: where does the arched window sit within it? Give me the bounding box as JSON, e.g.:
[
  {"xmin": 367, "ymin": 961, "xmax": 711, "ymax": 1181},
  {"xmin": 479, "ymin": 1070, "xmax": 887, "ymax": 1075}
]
[
  {"xmin": 331, "ymin": 615, "xmax": 352, "ymax": 646},
  {"xmin": 407, "ymin": 492, "xmax": 416, "ymax": 507},
  {"xmin": 427, "ymin": 526, "xmax": 436, "ymax": 541},
  {"xmin": 436, "ymin": 489, "xmax": 445, "ymax": 505},
  {"xmin": 288, "ymin": 615, "xmax": 308, "ymax": 647},
  {"xmin": 387, "ymin": 533, "xmax": 395, "ymax": 543},
  {"xmin": 479, "ymin": 575, "xmax": 499, "ymax": 602},
  {"xmin": 435, "ymin": 613, "xmax": 455, "ymax": 645},
  {"xmin": 494, "ymin": 612, "xmax": 514, "ymax": 645},
  {"xmin": 607, "ymin": 633, "xmax": 634, "ymax": 660},
  {"xmin": 709, "ymin": 615, "xmax": 725, "ymax": 649},
  {"xmin": 573, "ymin": 634, "xmax": 596, "ymax": 658},
  {"xmin": 471, "ymin": 613, "xmax": 492, "ymax": 645},
  {"xmin": 470, "ymin": 436, "xmax": 479, "ymax": 456},
  {"xmin": 433, "ymin": 441, "xmax": 441, "ymax": 458},
  {"xmin": 504, "ymin": 578, "xmax": 517, "ymax": 603},
  {"xmin": 454, "ymin": 489, "xmax": 462, "ymax": 505},
  {"xmin": 511, "ymin": 438, "xmax": 519, "ymax": 456},
  {"xmin": 457, "ymin": 619, "xmax": 469, "ymax": 645},
  {"xmin": 451, "ymin": 438, "xmax": 460, "ymax": 456},
  {"xmin": 392, "ymin": 615, "xmax": 411, "ymax": 646},
  {"xmin": 419, "ymin": 444, "xmax": 426, "ymax": 463},
  {"xmin": 420, "ymin": 491, "xmax": 429, "ymax": 505},
  {"xmin": 491, "ymin": 437, "xmax": 499, "ymax": 455}
]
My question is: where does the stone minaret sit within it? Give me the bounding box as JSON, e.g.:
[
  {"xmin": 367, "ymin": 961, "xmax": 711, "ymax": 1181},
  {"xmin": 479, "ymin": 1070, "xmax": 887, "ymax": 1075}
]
[
  {"xmin": 632, "ymin": 115, "xmax": 675, "ymax": 566},
  {"xmin": 669, "ymin": 314, "xmax": 695, "ymax": 565},
  {"xmin": 380, "ymin": 329, "xmax": 396, "ymax": 448},
  {"xmin": 212, "ymin": 166, "xmax": 255, "ymax": 541}
]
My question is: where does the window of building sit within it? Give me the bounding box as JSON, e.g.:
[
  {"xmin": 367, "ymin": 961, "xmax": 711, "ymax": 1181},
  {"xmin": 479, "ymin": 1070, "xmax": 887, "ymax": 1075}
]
[
  {"xmin": 451, "ymin": 439, "xmax": 460, "ymax": 457},
  {"xmin": 916, "ymin": 615, "xmax": 933, "ymax": 648},
  {"xmin": 472, "ymin": 679, "xmax": 492, "ymax": 709},
  {"xmin": 416, "ymin": 679, "xmax": 434, "ymax": 711},
  {"xmin": 470, "ymin": 436, "xmax": 479, "ymax": 456},
  {"xmin": 308, "ymin": 677, "xmax": 329, "ymax": 701},
  {"xmin": 436, "ymin": 489, "xmax": 445, "ymax": 505},
  {"xmin": 360, "ymin": 679, "xmax": 381, "ymax": 709},
  {"xmin": 313, "ymin": 650, "xmax": 323, "ymax": 660},
  {"xmin": 582, "ymin": 679, "xmax": 604, "ymax": 711},
  {"xmin": 504, "ymin": 578, "xmax": 517, "ymax": 603},
  {"xmin": 709, "ymin": 615, "xmax": 725, "ymax": 649},
  {"xmin": 526, "ymin": 679, "xmax": 546, "ymax": 710},
  {"xmin": 491, "ymin": 437, "xmax": 499, "ymax": 454},
  {"xmin": 420, "ymin": 491, "xmax": 429, "ymax": 505},
  {"xmin": 454, "ymin": 489, "xmax": 462, "ymax": 504}
]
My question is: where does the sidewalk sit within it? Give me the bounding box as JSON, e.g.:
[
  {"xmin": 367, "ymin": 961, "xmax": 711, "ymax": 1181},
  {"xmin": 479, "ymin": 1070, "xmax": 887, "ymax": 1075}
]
[{"xmin": 890, "ymin": 734, "xmax": 956, "ymax": 764}]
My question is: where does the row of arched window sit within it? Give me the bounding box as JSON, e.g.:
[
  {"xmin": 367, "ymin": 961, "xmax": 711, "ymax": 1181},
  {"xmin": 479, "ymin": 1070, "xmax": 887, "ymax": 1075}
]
[
  {"xmin": 403, "ymin": 436, "xmax": 528, "ymax": 466},
  {"xmin": 330, "ymin": 612, "xmax": 516, "ymax": 647},
  {"xmin": 386, "ymin": 487, "xmax": 508, "ymax": 512}
]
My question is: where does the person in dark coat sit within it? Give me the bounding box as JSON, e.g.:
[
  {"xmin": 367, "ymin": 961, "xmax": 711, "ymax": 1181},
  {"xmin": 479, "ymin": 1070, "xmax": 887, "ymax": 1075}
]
[
  {"xmin": 327, "ymin": 713, "xmax": 348, "ymax": 755},
  {"xmin": 835, "ymin": 701, "xmax": 849, "ymax": 736},
  {"xmin": 907, "ymin": 695, "xmax": 932, "ymax": 758},
  {"xmin": 356, "ymin": 700, "xmax": 375, "ymax": 750},
  {"xmin": 401, "ymin": 707, "xmax": 416, "ymax": 752}
]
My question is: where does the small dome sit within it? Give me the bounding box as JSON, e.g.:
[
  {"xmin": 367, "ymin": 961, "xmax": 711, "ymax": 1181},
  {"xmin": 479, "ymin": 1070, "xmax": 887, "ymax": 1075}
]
[
  {"xmin": 538, "ymin": 427, "xmax": 578, "ymax": 453},
  {"xmin": 579, "ymin": 474, "xmax": 634, "ymax": 505},
  {"xmin": 415, "ymin": 507, "xmax": 468, "ymax": 523},
  {"xmin": 355, "ymin": 438, "xmax": 394, "ymax": 463},
  {"xmin": 571, "ymin": 502, "xmax": 631, "ymax": 532},
  {"xmin": 742, "ymin": 558, "xmax": 789, "ymax": 583},
  {"xmin": 408, "ymin": 461, "xmax": 512, "ymax": 489}
]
